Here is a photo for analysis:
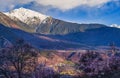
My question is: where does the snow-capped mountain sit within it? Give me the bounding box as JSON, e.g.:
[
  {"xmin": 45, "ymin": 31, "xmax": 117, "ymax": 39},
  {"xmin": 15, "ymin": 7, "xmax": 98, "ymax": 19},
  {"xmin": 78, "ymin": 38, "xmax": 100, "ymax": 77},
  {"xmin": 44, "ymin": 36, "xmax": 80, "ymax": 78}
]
[
  {"xmin": 4, "ymin": 7, "xmax": 49, "ymax": 25},
  {"xmin": 110, "ymin": 24, "xmax": 120, "ymax": 28},
  {"xmin": 4, "ymin": 7, "xmax": 106, "ymax": 35},
  {"xmin": 2, "ymin": 8, "xmax": 120, "ymax": 49}
]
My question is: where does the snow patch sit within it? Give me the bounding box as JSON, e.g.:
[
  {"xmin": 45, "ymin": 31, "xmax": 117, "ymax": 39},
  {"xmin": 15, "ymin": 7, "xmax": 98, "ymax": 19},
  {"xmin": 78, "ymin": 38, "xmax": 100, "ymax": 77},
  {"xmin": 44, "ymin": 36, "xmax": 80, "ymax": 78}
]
[
  {"xmin": 110, "ymin": 24, "xmax": 120, "ymax": 28},
  {"xmin": 4, "ymin": 7, "xmax": 49, "ymax": 24}
]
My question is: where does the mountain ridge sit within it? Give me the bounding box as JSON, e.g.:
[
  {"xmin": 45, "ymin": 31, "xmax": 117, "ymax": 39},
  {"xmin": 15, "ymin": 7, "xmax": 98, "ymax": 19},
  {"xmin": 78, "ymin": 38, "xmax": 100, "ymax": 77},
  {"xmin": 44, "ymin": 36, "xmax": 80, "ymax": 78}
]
[
  {"xmin": 1, "ymin": 8, "xmax": 120, "ymax": 49},
  {"xmin": 4, "ymin": 8, "xmax": 107, "ymax": 35},
  {"xmin": 0, "ymin": 24, "xmax": 89, "ymax": 50}
]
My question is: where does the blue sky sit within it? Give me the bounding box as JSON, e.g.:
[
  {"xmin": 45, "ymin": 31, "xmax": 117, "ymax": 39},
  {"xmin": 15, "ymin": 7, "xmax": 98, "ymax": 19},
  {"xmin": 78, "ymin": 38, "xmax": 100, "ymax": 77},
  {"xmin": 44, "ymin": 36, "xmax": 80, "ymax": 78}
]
[{"xmin": 0, "ymin": 0, "xmax": 120, "ymax": 26}]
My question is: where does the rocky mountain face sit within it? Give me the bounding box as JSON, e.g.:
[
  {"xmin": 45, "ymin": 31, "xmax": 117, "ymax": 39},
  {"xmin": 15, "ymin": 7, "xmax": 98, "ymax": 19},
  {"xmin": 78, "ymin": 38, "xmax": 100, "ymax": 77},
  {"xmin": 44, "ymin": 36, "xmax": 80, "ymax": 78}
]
[
  {"xmin": 0, "ymin": 12, "xmax": 20, "ymax": 28},
  {"xmin": 36, "ymin": 17, "xmax": 106, "ymax": 34},
  {"xmin": 0, "ymin": 12, "xmax": 35, "ymax": 32}
]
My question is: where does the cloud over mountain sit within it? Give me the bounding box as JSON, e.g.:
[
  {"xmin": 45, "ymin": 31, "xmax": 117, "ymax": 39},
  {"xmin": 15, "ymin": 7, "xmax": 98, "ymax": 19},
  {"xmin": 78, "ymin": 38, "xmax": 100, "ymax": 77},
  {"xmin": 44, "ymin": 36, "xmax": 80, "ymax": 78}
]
[
  {"xmin": 0, "ymin": 0, "xmax": 112, "ymax": 11},
  {"xmin": 36, "ymin": 0, "xmax": 111, "ymax": 11},
  {"xmin": 0, "ymin": 0, "xmax": 33, "ymax": 11}
]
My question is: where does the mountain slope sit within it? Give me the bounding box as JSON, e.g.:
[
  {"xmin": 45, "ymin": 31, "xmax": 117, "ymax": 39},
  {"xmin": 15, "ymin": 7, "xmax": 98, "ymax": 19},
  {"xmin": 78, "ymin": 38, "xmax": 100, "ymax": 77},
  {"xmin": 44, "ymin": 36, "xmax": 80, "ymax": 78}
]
[
  {"xmin": 42, "ymin": 26, "xmax": 120, "ymax": 47},
  {"xmin": 0, "ymin": 37, "xmax": 13, "ymax": 48},
  {"xmin": 4, "ymin": 7, "xmax": 48, "ymax": 24},
  {"xmin": 0, "ymin": 12, "xmax": 36, "ymax": 32},
  {"xmin": 36, "ymin": 17, "xmax": 106, "ymax": 34},
  {"xmin": 0, "ymin": 24, "xmax": 89, "ymax": 50},
  {"xmin": 0, "ymin": 12, "xmax": 20, "ymax": 29},
  {"xmin": 4, "ymin": 7, "xmax": 48, "ymax": 32},
  {"xmin": 2, "ymin": 8, "xmax": 120, "ymax": 48},
  {"xmin": 4, "ymin": 8, "xmax": 106, "ymax": 35}
]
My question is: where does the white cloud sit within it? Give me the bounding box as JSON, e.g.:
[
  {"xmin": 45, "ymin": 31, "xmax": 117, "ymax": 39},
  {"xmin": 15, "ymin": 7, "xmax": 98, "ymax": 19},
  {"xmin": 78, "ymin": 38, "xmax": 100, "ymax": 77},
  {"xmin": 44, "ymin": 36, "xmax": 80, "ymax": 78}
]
[
  {"xmin": 0, "ymin": 0, "xmax": 32, "ymax": 11},
  {"xmin": 0, "ymin": 0, "xmax": 14, "ymax": 11},
  {"xmin": 36, "ymin": 0, "xmax": 111, "ymax": 11},
  {"xmin": 0, "ymin": 0, "xmax": 112, "ymax": 11}
]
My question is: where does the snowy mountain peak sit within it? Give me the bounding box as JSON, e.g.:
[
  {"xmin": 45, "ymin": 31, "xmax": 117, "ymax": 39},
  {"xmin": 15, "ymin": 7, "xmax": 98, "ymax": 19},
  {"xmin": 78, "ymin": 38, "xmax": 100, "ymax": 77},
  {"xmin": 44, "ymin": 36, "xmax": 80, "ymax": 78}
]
[
  {"xmin": 4, "ymin": 7, "xmax": 49, "ymax": 25},
  {"xmin": 110, "ymin": 24, "xmax": 120, "ymax": 28}
]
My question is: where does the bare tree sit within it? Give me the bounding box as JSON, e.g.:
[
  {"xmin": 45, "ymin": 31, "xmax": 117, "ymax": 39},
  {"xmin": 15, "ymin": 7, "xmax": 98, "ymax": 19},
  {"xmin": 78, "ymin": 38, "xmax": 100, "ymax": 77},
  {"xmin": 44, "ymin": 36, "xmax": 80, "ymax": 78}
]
[{"xmin": 0, "ymin": 39, "xmax": 38, "ymax": 78}]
